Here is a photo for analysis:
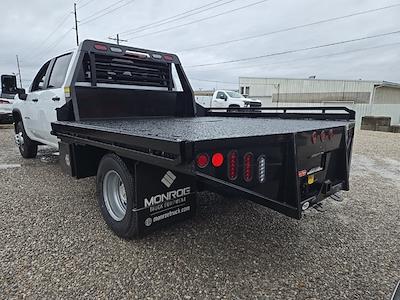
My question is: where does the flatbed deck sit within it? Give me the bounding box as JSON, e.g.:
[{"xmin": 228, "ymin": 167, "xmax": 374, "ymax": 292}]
[{"xmin": 54, "ymin": 116, "xmax": 351, "ymax": 142}]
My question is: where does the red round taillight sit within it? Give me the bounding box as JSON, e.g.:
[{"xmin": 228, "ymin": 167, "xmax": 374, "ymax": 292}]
[
  {"xmin": 196, "ymin": 153, "xmax": 209, "ymax": 168},
  {"xmin": 320, "ymin": 130, "xmax": 327, "ymax": 142},
  {"xmin": 243, "ymin": 152, "xmax": 253, "ymax": 182},
  {"xmin": 328, "ymin": 129, "xmax": 334, "ymax": 140},
  {"xmin": 227, "ymin": 150, "xmax": 238, "ymax": 180},
  {"xmin": 311, "ymin": 131, "xmax": 318, "ymax": 144},
  {"xmin": 212, "ymin": 153, "xmax": 224, "ymax": 167}
]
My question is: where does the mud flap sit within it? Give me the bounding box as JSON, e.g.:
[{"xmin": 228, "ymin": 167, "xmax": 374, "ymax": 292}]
[{"xmin": 134, "ymin": 162, "xmax": 197, "ymax": 236}]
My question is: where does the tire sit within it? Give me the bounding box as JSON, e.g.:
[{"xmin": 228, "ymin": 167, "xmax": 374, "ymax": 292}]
[
  {"xmin": 16, "ymin": 121, "xmax": 38, "ymax": 159},
  {"xmin": 227, "ymin": 105, "xmax": 240, "ymax": 112},
  {"xmin": 96, "ymin": 153, "xmax": 138, "ymax": 239}
]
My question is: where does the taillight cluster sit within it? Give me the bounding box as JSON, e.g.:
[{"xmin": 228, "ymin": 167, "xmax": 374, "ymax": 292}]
[
  {"xmin": 196, "ymin": 151, "xmax": 266, "ymax": 183},
  {"xmin": 243, "ymin": 153, "xmax": 253, "ymax": 182},
  {"xmin": 228, "ymin": 151, "xmax": 238, "ymax": 180},
  {"xmin": 196, "ymin": 153, "xmax": 209, "ymax": 168},
  {"xmin": 257, "ymin": 156, "xmax": 266, "ymax": 183},
  {"xmin": 311, "ymin": 129, "xmax": 334, "ymax": 144}
]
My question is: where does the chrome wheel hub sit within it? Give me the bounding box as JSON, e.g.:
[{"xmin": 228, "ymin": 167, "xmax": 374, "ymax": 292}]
[
  {"xmin": 15, "ymin": 132, "xmax": 24, "ymax": 147},
  {"xmin": 103, "ymin": 170, "xmax": 127, "ymax": 221}
]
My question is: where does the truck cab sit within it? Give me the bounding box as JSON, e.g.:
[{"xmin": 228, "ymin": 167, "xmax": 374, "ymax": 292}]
[
  {"xmin": 196, "ymin": 89, "xmax": 262, "ymax": 110},
  {"xmin": 12, "ymin": 51, "xmax": 76, "ymax": 149}
]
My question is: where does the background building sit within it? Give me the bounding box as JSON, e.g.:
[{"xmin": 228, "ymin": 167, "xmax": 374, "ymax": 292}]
[
  {"xmin": 239, "ymin": 77, "xmax": 400, "ymax": 106},
  {"xmin": 238, "ymin": 77, "xmax": 400, "ymax": 127}
]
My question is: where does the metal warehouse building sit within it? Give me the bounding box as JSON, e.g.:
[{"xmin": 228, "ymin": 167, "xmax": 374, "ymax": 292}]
[{"xmin": 239, "ymin": 77, "xmax": 400, "ymax": 106}]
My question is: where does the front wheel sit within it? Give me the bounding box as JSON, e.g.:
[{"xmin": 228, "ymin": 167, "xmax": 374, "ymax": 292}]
[
  {"xmin": 15, "ymin": 121, "xmax": 38, "ymax": 158},
  {"xmin": 97, "ymin": 153, "xmax": 138, "ymax": 239}
]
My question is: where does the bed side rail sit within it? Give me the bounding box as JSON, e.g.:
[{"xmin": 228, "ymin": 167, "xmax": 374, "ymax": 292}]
[{"xmin": 199, "ymin": 106, "xmax": 355, "ymax": 121}]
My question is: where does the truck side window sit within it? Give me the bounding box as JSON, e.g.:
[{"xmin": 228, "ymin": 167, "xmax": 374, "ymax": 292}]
[
  {"xmin": 48, "ymin": 53, "xmax": 72, "ymax": 89},
  {"xmin": 31, "ymin": 61, "xmax": 50, "ymax": 92},
  {"xmin": 217, "ymin": 91, "xmax": 226, "ymax": 99}
]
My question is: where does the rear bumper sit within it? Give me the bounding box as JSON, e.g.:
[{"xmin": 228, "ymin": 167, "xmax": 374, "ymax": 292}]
[{"xmin": 193, "ymin": 123, "xmax": 355, "ymax": 220}]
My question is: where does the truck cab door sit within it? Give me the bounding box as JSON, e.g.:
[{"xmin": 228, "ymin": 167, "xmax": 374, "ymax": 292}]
[
  {"xmin": 24, "ymin": 60, "xmax": 51, "ymax": 141},
  {"xmin": 214, "ymin": 91, "xmax": 228, "ymax": 108},
  {"xmin": 37, "ymin": 53, "xmax": 72, "ymax": 146}
]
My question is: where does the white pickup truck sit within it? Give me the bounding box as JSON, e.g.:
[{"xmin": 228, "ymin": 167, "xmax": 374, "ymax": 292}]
[
  {"xmin": 195, "ymin": 90, "xmax": 262, "ymax": 110},
  {"xmin": 10, "ymin": 40, "xmax": 355, "ymax": 238},
  {"xmin": 0, "ymin": 75, "xmax": 18, "ymax": 123}
]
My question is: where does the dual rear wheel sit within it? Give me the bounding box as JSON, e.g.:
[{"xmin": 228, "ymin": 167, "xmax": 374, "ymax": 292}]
[{"xmin": 97, "ymin": 154, "xmax": 138, "ymax": 238}]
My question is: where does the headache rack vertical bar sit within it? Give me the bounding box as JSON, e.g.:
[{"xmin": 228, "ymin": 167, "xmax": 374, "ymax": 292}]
[
  {"xmin": 89, "ymin": 52, "xmax": 97, "ymax": 87},
  {"xmin": 167, "ymin": 63, "xmax": 173, "ymax": 91}
]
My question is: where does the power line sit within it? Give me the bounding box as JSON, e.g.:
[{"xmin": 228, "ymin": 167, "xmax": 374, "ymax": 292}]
[
  {"xmin": 179, "ymin": 2, "xmax": 400, "ymax": 52},
  {"xmin": 119, "ymin": 0, "xmax": 239, "ymax": 36},
  {"xmin": 218, "ymin": 40, "xmax": 400, "ymax": 71},
  {"xmin": 125, "ymin": 0, "xmax": 270, "ymax": 39},
  {"xmin": 118, "ymin": 0, "xmax": 228, "ymax": 35},
  {"xmin": 189, "ymin": 41, "xmax": 400, "ymax": 87},
  {"xmin": 77, "ymin": 0, "xmax": 96, "ymax": 9},
  {"xmin": 24, "ymin": 12, "xmax": 72, "ymax": 59},
  {"xmin": 46, "ymin": 29, "xmax": 74, "ymax": 53},
  {"xmin": 28, "ymin": 29, "xmax": 73, "ymax": 63},
  {"xmin": 80, "ymin": 0, "xmax": 126, "ymax": 22},
  {"xmin": 80, "ymin": 0, "xmax": 136, "ymax": 26},
  {"xmin": 186, "ymin": 29, "xmax": 400, "ymax": 68},
  {"xmin": 189, "ymin": 41, "xmax": 400, "ymax": 86}
]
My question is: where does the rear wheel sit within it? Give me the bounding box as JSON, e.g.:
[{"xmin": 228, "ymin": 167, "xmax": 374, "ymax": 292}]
[
  {"xmin": 16, "ymin": 121, "xmax": 38, "ymax": 158},
  {"xmin": 97, "ymin": 153, "xmax": 138, "ymax": 239},
  {"xmin": 227, "ymin": 105, "xmax": 240, "ymax": 112}
]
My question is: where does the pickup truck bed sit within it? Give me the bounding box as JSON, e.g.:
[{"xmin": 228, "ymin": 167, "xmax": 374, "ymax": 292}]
[{"xmin": 54, "ymin": 116, "xmax": 350, "ymax": 142}]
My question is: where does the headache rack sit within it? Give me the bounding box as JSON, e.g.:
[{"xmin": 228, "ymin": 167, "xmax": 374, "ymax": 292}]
[
  {"xmin": 60, "ymin": 40, "xmax": 196, "ymax": 122},
  {"xmin": 80, "ymin": 52, "xmax": 172, "ymax": 88},
  {"xmin": 200, "ymin": 106, "xmax": 356, "ymax": 121}
]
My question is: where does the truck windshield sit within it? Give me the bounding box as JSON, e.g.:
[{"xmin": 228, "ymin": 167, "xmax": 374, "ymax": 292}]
[{"xmin": 226, "ymin": 91, "xmax": 243, "ymax": 98}]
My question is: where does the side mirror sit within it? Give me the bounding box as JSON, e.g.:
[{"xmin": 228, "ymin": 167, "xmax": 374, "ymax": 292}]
[{"xmin": 17, "ymin": 88, "xmax": 27, "ymax": 101}]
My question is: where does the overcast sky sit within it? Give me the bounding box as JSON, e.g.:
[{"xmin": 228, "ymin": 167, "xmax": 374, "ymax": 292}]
[{"xmin": 1, "ymin": 0, "xmax": 399, "ymax": 90}]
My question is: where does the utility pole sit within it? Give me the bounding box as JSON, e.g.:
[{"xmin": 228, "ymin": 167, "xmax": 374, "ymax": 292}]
[
  {"xmin": 16, "ymin": 55, "xmax": 22, "ymax": 88},
  {"xmin": 74, "ymin": 3, "xmax": 79, "ymax": 46},
  {"xmin": 108, "ymin": 34, "xmax": 127, "ymax": 45}
]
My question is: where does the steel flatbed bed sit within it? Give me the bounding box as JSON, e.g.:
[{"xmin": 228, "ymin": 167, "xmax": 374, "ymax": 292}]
[
  {"xmin": 54, "ymin": 116, "xmax": 351, "ymax": 142},
  {"xmin": 47, "ymin": 40, "xmax": 355, "ymax": 237}
]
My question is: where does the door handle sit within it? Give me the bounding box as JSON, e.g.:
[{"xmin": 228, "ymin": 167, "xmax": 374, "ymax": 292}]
[
  {"xmin": 32, "ymin": 98, "xmax": 38, "ymax": 102},
  {"xmin": 52, "ymin": 97, "xmax": 60, "ymax": 101}
]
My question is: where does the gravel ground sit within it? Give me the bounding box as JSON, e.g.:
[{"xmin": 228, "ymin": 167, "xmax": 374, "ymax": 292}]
[{"xmin": 0, "ymin": 127, "xmax": 399, "ymax": 299}]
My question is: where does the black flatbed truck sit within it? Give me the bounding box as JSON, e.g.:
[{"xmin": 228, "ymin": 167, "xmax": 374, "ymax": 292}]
[{"xmin": 49, "ymin": 40, "xmax": 355, "ymax": 238}]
